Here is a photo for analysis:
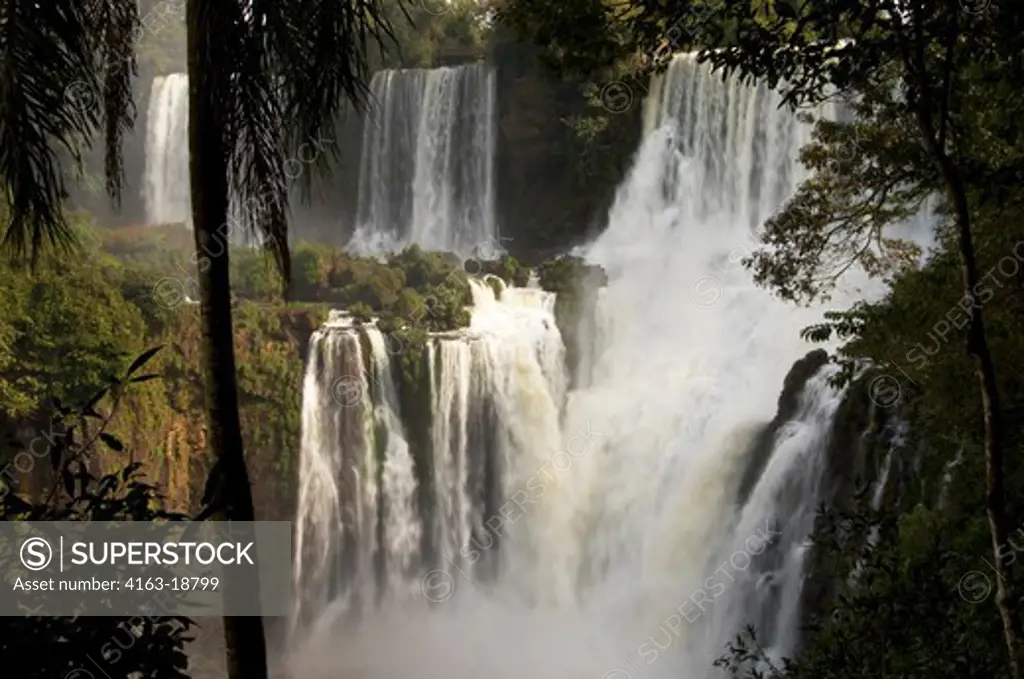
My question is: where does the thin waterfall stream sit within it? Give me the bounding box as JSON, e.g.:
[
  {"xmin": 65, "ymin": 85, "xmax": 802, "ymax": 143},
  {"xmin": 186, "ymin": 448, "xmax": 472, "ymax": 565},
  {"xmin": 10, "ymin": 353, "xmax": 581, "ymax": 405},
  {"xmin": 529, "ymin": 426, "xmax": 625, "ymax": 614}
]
[{"xmin": 144, "ymin": 73, "xmax": 190, "ymax": 225}]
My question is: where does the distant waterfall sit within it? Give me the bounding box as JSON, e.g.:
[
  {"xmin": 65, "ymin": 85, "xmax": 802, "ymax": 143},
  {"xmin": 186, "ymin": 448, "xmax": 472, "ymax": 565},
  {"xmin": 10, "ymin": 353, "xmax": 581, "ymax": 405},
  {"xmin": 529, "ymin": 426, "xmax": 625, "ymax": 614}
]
[
  {"xmin": 349, "ymin": 64, "xmax": 498, "ymax": 255},
  {"xmin": 143, "ymin": 74, "xmax": 190, "ymax": 225}
]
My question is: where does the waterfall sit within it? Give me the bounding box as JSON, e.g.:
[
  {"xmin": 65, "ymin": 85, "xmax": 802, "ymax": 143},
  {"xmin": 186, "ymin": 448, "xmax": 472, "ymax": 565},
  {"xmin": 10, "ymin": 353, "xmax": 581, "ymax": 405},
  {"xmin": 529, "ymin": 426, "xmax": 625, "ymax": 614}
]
[
  {"xmin": 291, "ymin": 328, "xmax": 373, "ymax": 631},
  {"xmin": 429, "ymin": 338, "xmax": 475, "ymax": 578},
  {"xmin": 140, "ymin": 73, "xmax": 268, "ymax": 242},
  {"xmin": 366, "ymin": 328, "xmax": 421, "ymax": 590},
  {"xmin": 559, "ymin": 53, "xmax": 855, "ymax": 669},
  {"xmin": 349, "ymin": 64, "xmax": 498, "ymax": 255},
  {"xmin": 293, "ymin": 281, "xmax": 565, "ymax": 627},
  {"xmin": 290, "ymin": 54, "xmax": 878, "ymax": 679},
  {"xmin": 292, "ymin": 322, "xmax": 418, "ymax": 630},
  {"xmin": 143, "ymin": 74, "xmax": 190, "ymax": 225}
]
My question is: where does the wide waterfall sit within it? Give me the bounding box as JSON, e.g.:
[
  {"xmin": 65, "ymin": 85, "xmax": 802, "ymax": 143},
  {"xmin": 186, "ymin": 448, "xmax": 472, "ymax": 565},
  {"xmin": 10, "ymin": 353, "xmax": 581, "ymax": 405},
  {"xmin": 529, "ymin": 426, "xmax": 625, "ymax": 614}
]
[
  {"xmin": 143, "ymin": 73, "xmax": 190, "ymax": 225},
  {"xmin": 349, "ymin": 63, "xmax": 498, "ymax": 255},
  {"xmin": 292, "ymin": 278, "xmax": 565, "ymax": 632},
  {"xmin": 290, "ymin": 53, "xmax": 866, "ymax": 679}
]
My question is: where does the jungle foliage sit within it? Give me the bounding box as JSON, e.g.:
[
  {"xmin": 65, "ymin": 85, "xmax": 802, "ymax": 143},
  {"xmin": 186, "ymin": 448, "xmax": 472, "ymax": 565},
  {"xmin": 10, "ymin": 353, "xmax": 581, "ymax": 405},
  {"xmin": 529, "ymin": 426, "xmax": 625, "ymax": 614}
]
[{"xmin": 0, "ymin": 356, "xmax": 192, "ymax": 679}]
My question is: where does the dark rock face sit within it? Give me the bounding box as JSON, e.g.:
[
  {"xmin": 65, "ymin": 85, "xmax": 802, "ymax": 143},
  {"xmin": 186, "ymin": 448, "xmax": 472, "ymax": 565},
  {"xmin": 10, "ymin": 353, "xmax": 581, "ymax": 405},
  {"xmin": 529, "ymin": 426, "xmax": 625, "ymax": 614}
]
[
  {"xmin": 797, "ymin": 365, "xmax": 915, "ymax": 633},
  {"xmin": 778, "ymin": 349, "xmax": 831, "ymax": 422},
  {"xmin": 728, "ymin": 350, "xmax": 921, "ymax": 647},
  {"xmin": 822, "ymin": 367, "xmax": 914, "ymax": 515},
  {"xmin": 735, "ymin": 349, "xmax": 831, "ymax": 506}
]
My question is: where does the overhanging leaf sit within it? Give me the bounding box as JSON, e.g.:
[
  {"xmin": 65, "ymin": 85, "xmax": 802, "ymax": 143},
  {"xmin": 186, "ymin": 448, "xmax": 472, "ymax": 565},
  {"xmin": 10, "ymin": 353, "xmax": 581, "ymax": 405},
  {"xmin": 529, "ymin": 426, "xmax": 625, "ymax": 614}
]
[
  {"xmin": 99, "ymin": 432, "xmax": 124, "ymax": 452},
  {"xmin": 127, "ymin": 345, "xmax": 165, "ymax": 376}
]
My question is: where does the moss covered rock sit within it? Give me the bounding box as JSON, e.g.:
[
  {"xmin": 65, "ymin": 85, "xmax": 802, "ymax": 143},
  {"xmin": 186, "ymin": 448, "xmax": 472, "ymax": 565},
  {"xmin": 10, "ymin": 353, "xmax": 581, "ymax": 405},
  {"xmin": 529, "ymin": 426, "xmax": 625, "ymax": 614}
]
[{"xmin": 536, "ymin": 255, "xmax": 608, "ymax": 387}]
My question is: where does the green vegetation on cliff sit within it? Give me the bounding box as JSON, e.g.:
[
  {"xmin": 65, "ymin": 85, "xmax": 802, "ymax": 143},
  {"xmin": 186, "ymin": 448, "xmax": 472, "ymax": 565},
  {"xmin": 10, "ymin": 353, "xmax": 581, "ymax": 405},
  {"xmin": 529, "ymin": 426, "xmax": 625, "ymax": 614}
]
[
  {"xmin": 780, "ymin": 193, "xmax": 1024, "ymax": 678},
  {"xmin": 1, "ymin": 222, "xmax": 543, "ymax": 517},
  {"xmin": 2, "ymin": 362, "xmax": 192, "ymax": 678},
  {"xmin": 537, "ymin": 255, "xmax": 607, "ymax": 386},
  {"xmin": 102, "ymin": 226, "xmax": 477, "ymax": 332},
  {"xmin": 0, "ymin": 221, "xmax": 323, "ymax": 517}
]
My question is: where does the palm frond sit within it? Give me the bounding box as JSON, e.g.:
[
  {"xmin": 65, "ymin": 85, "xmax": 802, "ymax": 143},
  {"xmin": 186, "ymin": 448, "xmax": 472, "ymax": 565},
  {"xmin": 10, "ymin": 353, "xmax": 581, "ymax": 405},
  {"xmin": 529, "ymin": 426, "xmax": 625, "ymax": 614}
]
[
  {"xmin": 90, "ymin": 0, "xmax": 140, "ymax": 206},
  {"xmin": 0, "ymin": 0, "xmax": 139, "ymax": 265},
  {"xmin": 227, "ymin": 0, "xmax": 289, "ymax": 286},
  {"xmin": 271, "ymin": 0, "xmax": 407, "ymax": 159},
  {"xmin": 222, "ymin": 0, "xmax": 410, "ymax": 289}
]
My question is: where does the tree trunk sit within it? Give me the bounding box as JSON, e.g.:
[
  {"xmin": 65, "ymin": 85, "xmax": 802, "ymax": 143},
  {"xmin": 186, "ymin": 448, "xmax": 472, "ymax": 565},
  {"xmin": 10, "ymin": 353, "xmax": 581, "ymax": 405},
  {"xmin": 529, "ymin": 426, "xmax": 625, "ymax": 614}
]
[
  {"xmin": 902, "ymin": 7, "xmax": 1023, "ymax": 667},
  {"xmin": 926, "ymin": 133, "xmax": 1024, "ymax": 679},
  {"xmin": 187, "ymin": 2, "xmax": 270, "ymax": 678}
]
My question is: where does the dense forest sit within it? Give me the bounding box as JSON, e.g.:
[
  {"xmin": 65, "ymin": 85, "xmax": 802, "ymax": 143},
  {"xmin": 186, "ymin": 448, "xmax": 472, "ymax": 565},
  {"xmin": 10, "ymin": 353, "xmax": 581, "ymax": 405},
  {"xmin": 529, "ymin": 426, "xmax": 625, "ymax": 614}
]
[{"xmin": 2, "ymin": 1, "xmax": 1024, "ymax": 679}]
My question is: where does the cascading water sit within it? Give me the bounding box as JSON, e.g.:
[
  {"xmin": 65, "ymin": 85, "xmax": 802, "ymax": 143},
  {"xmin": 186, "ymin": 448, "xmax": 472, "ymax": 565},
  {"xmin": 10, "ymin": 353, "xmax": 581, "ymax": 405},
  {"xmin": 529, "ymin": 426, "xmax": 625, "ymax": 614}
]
[
  {"xmin": 292, "ymin": 319, "xmax": 422, "ymax": 634},
  {"xmin": 292, "ymin": 279, "xmax": 566, "ymax": 627},
  {"xmin": 348, "ymin": 63, "xmax": 498, "ymax": 254},
  {"xmin": 291, "ymin": 325, "xmax": 375, "ymax": 632},
  {"xmin": 289, "ymin": 53, "xmax": 884, "ymax": 679},
  {"xmin": 140, "ymin": 73, "xmax": 274, "ymax": 241},
  {"xmin": 143, "ymin": 73, "xmax": 190, "ymax": 225}
]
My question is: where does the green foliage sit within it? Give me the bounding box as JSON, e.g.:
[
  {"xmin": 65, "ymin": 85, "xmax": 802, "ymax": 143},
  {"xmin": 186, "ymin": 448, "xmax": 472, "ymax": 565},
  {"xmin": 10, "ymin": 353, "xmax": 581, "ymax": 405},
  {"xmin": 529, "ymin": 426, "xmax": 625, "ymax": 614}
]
[
  {"xmin": 349, "ymin": 302, "xmax": 374, "ymax": 324},
  {"xmin": 803, "ymin": 207, "xmax": 1024, "ymax": 502},
  {"xmin": 0, "ymin": 0, "xmax": 140, "ymax": 263},
  {"xmin": 388, "ymin": 245, "xmax": 454, "ymax": 288},
  {"xmin": 312, "ymin": 245, "xmax": 473, "ymax": 331},
  {"xmin": 292, "ymin": 244, "xmax": 330, "ymax": 295},
  {"xmin": 377, "ymin": 0, "xmax": 490, "ymax": 69},
  {"xmin": 393, "ymin": 288, "xmax": 426, "ymax": 320},
  {"xmin": 86, "ymin": 229, "xmax": 475, "ymax": 332},
  {"xmin": 496, "ymin": 0, "xmax": 633, "ymax": 77},
  {"xmin": 536, "ymin": 255, "xmax": 607, "ymax": 385},
  {"xmin": 746, "ymin": 105, "xmax": 929, "ymax": 303},
  {"xmin": 565, "ymin": 107, "xmax": 640, "ymax": 189},
  {"xmin": 233, "ymin": 249, "xmax": 284, "ymax": 301},
  {"xmin": 0, "ymin": 360, "xmax": 192, "ymax": 678},
  {"xmin": 717, "ymin": 504, "xmax": 1008, "ymax": 679},
  {"xmin": 486, "ymin": 275, "xmax": 504, "ymax": 300},
  {"xmin": 0, "ymin": 224, "xmax": 316, "ymax": 525},
  {"xmin": 0, "ymin": 248, "xmax": 147, "ymax": 418},
  {"xmin": 537, "ymin": 254, "xmax": 606, "ymax": 292},
  {"xmin": 476, "ymin": 255, "xmax": 530, "ymax": 288},
  {"xmin": 393, "ymin": 325, "xmax": 430, "ymax": 376}
]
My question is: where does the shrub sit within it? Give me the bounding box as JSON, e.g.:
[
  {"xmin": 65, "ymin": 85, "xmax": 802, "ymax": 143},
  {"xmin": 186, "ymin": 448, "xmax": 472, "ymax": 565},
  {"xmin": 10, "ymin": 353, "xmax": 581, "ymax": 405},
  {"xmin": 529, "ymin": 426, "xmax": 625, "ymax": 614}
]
[
  {"xmin": 348, "ymin": 302, "xmax": 374, "ymax": 324},
  {"xmin": 0, "ymin": 349, "xmax": 192, "ymax": 679}
]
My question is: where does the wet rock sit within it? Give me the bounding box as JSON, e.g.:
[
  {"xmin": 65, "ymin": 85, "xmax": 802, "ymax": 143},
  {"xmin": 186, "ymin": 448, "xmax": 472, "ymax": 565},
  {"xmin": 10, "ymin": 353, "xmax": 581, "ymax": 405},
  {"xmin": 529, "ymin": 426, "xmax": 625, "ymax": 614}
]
[{"xmin": 736, "ymin": 349, "xmax": 831, "ymax": 505}]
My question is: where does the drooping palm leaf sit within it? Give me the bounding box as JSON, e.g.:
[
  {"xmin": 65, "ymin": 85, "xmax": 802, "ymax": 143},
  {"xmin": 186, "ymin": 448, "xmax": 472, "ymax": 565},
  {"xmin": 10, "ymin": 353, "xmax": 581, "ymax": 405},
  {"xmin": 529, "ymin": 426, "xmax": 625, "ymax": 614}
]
[
  {"xmin": 222, "ymin": 0, "xmax": 290, "ymax": 284},
  {"xmin": 220, "ymin": 0, "xmax": 409, "ymax": 289},
  {"xmin": 91, "ymin": 0, "xmax": 140, "ymax": 205},
  {"xmin": 0, "ymin": 0, "xmax": 139, "ymax": 264}
]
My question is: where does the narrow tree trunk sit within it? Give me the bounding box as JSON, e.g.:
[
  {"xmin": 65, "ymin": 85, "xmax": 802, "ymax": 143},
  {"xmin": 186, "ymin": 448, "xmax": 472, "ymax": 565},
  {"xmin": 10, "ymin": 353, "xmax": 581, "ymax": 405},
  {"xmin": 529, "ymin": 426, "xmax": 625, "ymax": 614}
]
[
  {"xmin": 929, "ymin": 139, "xmax": 1024, "ymax": 679},
  {"xmin": 902, "ymin": 7, "xmax": 1023, "ymax": 663},
  {"xmin": 187, "ymin": 2, "xmax": 270, "ymax": 678}
]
